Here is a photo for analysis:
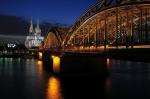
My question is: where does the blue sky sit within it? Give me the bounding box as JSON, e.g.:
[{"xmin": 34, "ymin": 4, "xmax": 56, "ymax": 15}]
[{"xmin": 0, "ymin": 0, "xmax": 98, "ymax": 25}]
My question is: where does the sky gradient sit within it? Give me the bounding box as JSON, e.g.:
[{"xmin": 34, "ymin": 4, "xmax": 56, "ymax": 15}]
[{"xmin": 0, "ymin": 0, "xmax": 98, "ymax": 25}]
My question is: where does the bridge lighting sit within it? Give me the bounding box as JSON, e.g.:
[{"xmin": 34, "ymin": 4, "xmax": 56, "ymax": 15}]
[
  {"xmin": 51, "ymin": 56, "xmax": 60, "ymax": 73},
  {"xmin": 47, "ymin": 76, "xmax": 61, "ymax": 99},
  {"xmin": 80, "ymin": 46, "xmax": 84, "ymax": 49},
  {"xmin": 37, "ymin": 60, "xmax": 43, "ymax": 80},
  {"xmin": 38, "ymin": 60, "xmax": 43, "ymax": 65},
  {"xmin": 51, "ymin": 55, "xmax": 55, "ymax": 59},
  {"xmin": 106, "ymin": 45, "xmax": 109, "ymax": 48},
  {"xmin": 90, "ymin": 46, "xmax": 94, "ymax": 49},
  {"xmin": 38, "ymin": 52, "xmax": 43, "ymax": 60},
  {"xmin": 107, "ymin": 58, "xmax": 110, "ymax": 68},
  {"xmin": 31, "ymin": 52, "xmax": 34, "ymax": 55}
]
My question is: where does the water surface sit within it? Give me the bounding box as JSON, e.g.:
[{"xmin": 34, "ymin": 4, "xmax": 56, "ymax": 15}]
[{"xmin": 0, "ymin": 57, "xmax": 150, "ymax": 99}]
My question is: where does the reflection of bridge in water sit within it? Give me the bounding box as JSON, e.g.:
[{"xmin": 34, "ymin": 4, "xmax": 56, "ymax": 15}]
[{"xmin": 43, "ymin": 0, "xmax": 150, "ymax": 53}]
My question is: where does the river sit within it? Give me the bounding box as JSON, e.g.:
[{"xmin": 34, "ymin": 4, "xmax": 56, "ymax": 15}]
[{"xmin": 0, "ymin": 56, "xmax": 150, "ymax": 99}]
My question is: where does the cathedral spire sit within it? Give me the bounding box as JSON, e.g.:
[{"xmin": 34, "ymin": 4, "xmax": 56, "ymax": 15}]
[
  {"xmin": 35, "ymin": 19, "xmax": 41, "ymax": 36},
  {"xmin": 37, "ymin": 19, "xmax": 39, "ymax": 29},
  {"xmin": 29, "ymin": 19, "xmax": 34, "ymax": 35},
  {"xmin": 25, "ymin": 19, "xmax": 44, "ymax": 48}
]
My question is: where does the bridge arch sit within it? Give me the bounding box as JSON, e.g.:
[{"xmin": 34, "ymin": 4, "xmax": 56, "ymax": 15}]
[
  {"xmin": 65, "ymin": 0, "xmax": 150, "ymax": 49},
  {"xmin": 43, "ymin": 32, "xmax": 60, "ymax": 49},
  {"xmin": 43, "ymin": 27, "xmax": 68, "ymax": 49}
]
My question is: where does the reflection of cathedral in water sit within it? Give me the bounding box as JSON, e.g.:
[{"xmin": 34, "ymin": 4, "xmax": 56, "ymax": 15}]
[{"xmin": 25, "ymin": 20, "xmax": 44, "ymax": 48}]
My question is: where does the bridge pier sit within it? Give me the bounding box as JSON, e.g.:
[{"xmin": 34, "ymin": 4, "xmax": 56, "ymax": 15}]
[{"xmin": 38, "ymin": 50, "xmax": 53, "ymax": 72}]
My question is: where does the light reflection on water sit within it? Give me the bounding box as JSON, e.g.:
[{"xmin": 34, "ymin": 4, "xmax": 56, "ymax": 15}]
[
  {"xmin": 105, "ymin": 77, "xmax": 111, "ymax": 99},
  {"xmin": 37, "ymin": 60, "xmax": 43, "ymax": 80},
  {"xmin": 37, "ymin": 59, "xmax": 63, "ymax": 99},
  {"xmin": 107, "ymin": 58, "xmax": 110, "ymax": 69},
  {"xmin": 39, "ymin": 52, "xmax": 43, "ymax": 60},
  {"xmin": 51, "ymin": 56, "xmax": 61, "ymax": 73},
  {"xmin": 0, "ymin": 57, "xmax": 150, "ymax": 99},
  {"xmin": 47, "ymin": 76, "xmax": 62, "ymax": 99}
]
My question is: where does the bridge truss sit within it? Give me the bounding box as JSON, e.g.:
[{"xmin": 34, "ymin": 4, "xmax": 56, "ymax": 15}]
[
  {"xmin": 43, "ymin": 27, "xmax": 68, "ymax": 49},
  {"xmin": 64, "ymin": 0, "xmax": 150, "ymax": 49}
]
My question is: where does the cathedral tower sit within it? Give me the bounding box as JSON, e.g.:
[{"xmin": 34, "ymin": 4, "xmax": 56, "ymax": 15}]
[
  {"xmin": 29, "ymin": 19, "xmax": 34, "ymax": 35},
  {"xmin": 35, "ymin": 19, "xmax": 41, "ymax": 36}
]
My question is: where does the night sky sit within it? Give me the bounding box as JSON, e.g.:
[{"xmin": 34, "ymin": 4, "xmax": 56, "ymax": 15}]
[
  {"xmin": 0, "ymin": 0, "xmax": 98, "ymax": 25},
  {"xmin": 0, "ymin": 0, "xmax": 98, "ymax": 44}
]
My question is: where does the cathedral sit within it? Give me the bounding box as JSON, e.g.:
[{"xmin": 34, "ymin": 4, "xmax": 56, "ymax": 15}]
[{"xmin": 25, "ymin": 20, "xmax": 44, "ymax": 48}]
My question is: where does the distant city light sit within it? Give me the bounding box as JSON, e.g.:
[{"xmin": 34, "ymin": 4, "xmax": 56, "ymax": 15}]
[{"xmin": 7, "ymin": 44, "xmax": 16, "ymax": 48}]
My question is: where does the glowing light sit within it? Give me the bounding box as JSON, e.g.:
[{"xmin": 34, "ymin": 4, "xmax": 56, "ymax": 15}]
[
  {"xmin": 38, "ymin": 60, "xmax": 43, "ymax": 65},
  {"xmin": 39, "ymin": 52, "xmax": 43, "ymax": 60},
  {"xmin": 106, "ymin": 45, "xmax": 109, "ymax": 48},
  {"xmin": 90, "ymin": 46, "xmax": 94, "ymax": 49},
  {"xmin": 51, "ymin": 55, "xmax": 55, "ymax": 58},
  {"xmin": 99, "ymin": 46, "xmax": 105, "ymax": 48},
  {"xmin": 32, "ymin": 52, "xmax": 34, "ymax": 55},
  {"xmin": 7, "ymin": 43, "xmax": 16, "ymax": 48},
  {"xmin": 80, "ymin": 46, "xmax": 84, "ymax": 49},
  {"xmin": 52, "ymin": 56, "xmax": 60, "ymax": 73},
  {"xmin": 47, "ymin": 76, "xmax": 62, "ymax": 99},
  {"xmin": 107, "ymin": 58, "xmax": 110, "ymax": 69},
  {"xmin": 37, "ymin": 60, "xmax": 43, "ymax": 80}
]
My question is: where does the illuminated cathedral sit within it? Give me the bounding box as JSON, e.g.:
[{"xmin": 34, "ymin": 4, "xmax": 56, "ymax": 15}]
[{"xmin": 25, "ymin": 20, "xmax": 44, "ymax": 48}]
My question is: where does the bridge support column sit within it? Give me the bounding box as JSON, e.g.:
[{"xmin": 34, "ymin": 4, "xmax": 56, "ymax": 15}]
[
  {"xmin": 115, "ymin": 7, "xmax": 119, "ymax": 48},
  {"xmin": 99, "ymin": 21, "xmax": 103, "ymax": 47},
  {"xmin": 145, "ymin": 9, "xmax": 148, "ymax": 43},
  {"xmin": 140, "ymin": 9, "xmax": 143, "ymax": 43},
  {"xmin": 104, "ymin": 12, "xmax": 107, "ymax": 50},
  {"xmin": 73, "ymin": 36, "xmax": 76, "ymax": 47},
  {"xmin": 126, "ymin": 11, "xmax": 129, "ymax": 49},
  {"xmin": 95, "ymin": 18, "xmax": 98, "ymax": 48},
  {"xmin": 119, "ymin": 16, "xmax": 122, "ymax": 45},
  {"xmin": 42, "ymin": 50, "xmax": 53, "ymax": 72},
  {"xmin": 88, "ymin": 26, "xmax": 90, "ymax": 48},
  {"xmin": 131, "ymin": 8, "xmax": 134, "ymax": 48},
  {"xmin": 83, "ymin": 28, "xmax": 85, "ymax": 47}
]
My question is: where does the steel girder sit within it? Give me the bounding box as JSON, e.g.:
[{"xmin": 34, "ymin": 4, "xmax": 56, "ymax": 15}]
[{"xmin": 65, "ymin": 1, "xmax": 150, "ymax": 48}]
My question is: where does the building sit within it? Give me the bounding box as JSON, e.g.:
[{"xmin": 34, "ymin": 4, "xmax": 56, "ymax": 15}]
[{"xmin": 25, "ymin": 20, "xmax": 44, "ymax": 48}]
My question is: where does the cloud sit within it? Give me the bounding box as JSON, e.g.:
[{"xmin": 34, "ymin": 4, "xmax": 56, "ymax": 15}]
[
  {"xmin": 0, "ymin": 34, "xmax": 25, "ymax": 39},
  {"xmin": 0, "ymin": 34, "xmax": 26, "ymax": 44},
  {"xmin": 0, "ymin": 14, "xmax": 69, "ymax": 45}
]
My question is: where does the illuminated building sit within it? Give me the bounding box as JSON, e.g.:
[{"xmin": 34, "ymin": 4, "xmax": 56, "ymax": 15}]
[{"xmin": 25, "ymin": 19, "xmax": 44, "ymax": 48}]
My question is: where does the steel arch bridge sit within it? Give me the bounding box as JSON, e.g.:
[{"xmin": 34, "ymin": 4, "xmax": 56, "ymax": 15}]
[
  {"xmin": 62, "ymin": 0, "xmax": 150, "ymax": 50},
  {"xmin": 43, "ymin": 27, "xmax": 68, "ymax": 49}
]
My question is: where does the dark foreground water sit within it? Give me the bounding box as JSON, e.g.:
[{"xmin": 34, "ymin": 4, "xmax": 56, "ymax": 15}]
[{"xmin": 0, "ymin": 56, "xmax": 150, "ymax": 99}]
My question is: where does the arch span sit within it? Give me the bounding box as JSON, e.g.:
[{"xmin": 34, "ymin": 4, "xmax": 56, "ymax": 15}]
[
  {"xmin": 64, "ymin": 0, "xmax": 150, "ymax": 49},
  {"xmin": 43, "ymin": 27, "xmax": 69, "ymax": 49}
]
